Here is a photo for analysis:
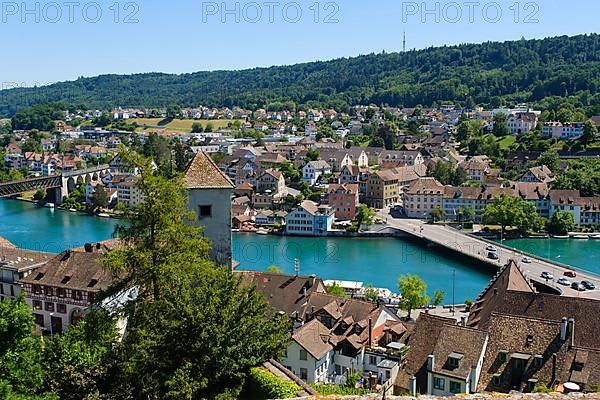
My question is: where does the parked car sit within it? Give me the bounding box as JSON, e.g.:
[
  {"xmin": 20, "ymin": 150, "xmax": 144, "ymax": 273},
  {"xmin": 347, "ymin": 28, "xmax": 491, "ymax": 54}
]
[
  {"xmin": 522, "ymin": 257, "xmax": 532, "ymax": 264},
  {"xmin": 486, "ymin": 245, "xmax": 497, "ymax": 252},
  {"xmin": 571, "ymin": 282, "xmax": 586, "ymax": 291},
  {"xmin": 581, "ymin": 280, "xmax": 596, "ymax": 290},
  {"xmin": 563, "ymin": 270, "xmax": 577, "ymax": 278},
  {"xmin": 487, "ymin": 251, "xmax": 499, "ymax": 260},
  {"xmin": 557, "ymin": 277, "xmax": 571, "ymax": 286},
  {"xmin": 540, "ymin": 271, "xmax": 554, "ymax": 280}
]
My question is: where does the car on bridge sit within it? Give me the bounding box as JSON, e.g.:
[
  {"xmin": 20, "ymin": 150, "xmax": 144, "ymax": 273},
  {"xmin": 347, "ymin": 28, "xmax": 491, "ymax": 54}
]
[
  {"xmin": 541, "ymin": 271, "xmax": 554, "ymax": 280},
  {"xmin": 571, "ymin": 282, "xmax": 586, "ymax": 291},
  {"xmin": 522, "ymin": 257, "xmax": 532, "ymax": 264},
  {"xmin": 563, "ymin": 270, "xmax": 577, "ymax": 278},
  {"xmin": 581, "ymin": 280, "xmax": 596, "ymax": 290},
  {"xmin": 486, "ymin": 245, "xmax": 497, "ymax": 252},
  {"xmin": 487, "ymin": 251, "xmax": 499, "ymax": 260},
  {"xmin": 557, "ymin": 277, "xmax": 571, "ymax": 286}
]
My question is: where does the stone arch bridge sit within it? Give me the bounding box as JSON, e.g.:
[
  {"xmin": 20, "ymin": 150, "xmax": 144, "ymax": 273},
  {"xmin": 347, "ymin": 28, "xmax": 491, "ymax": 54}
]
[{"xmin": 0, "ymin": 165, "xmax": 110, "ymax": 205}]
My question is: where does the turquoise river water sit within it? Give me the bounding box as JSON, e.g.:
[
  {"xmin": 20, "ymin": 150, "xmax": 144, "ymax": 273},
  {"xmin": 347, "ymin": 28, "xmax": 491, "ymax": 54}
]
[{"xmin": 1, "ymin": 200, "xmax": 598, "ymax": 300}]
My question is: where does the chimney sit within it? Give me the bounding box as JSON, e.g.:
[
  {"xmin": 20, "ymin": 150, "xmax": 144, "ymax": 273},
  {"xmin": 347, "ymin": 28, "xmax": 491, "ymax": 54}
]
[
  {"xmin": 568, "ymin": 318, "xmax": 575, "ymax": 348},
  {"xmin": 427, "ymin": 354, "xmax": 435, "ymax": 372},
  {"xmin": 368, "ymin": 318, "xmax": 372, "ymax": 347},
  {"xmin": 302, "ymin": 286, "xmax": 307, "ymax": 297},
  {"xmin": 408, "ymin": 375, "xmax": 417, "ymax": 396},
  {"xmin": 560, "ymin": 317, "xmax": 568, "ymax": 341},
  {"xmin": 84, "ymin": 243, "xmax": 93, "ymax": 253}
]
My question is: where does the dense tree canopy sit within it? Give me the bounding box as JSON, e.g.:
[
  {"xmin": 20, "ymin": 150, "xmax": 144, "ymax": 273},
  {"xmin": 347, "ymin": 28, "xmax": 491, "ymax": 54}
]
[
  {"xmin": 2, "ymin": 34, "xmax": 600, "ymax": 116},
  {"xmin": 482, "ymin": 194, "xmax": 539, "ymax": 234}
]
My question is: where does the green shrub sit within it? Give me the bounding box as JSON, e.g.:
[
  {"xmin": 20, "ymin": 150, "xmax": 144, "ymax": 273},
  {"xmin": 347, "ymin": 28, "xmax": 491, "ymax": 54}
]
[
  {"xmin": 532, "ymin": 384, "xmax": 552, "ymax": 393},
  {"xmin": 313, "ymin": 383, "xmax": 375, "ymax": 396},
  {"xmin": 245, "ymin": 367, "xmax": 301, "ymax": 400}
]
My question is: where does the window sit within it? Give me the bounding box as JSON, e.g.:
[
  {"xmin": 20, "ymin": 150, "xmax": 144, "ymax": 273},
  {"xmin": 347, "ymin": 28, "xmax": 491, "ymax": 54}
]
[
  {"xmin": 369, "ymin": 355, "xmax": 377, "ymax": 365},
  {"xmin": 493, "ymin": 375, "xmax": 501, "ymax": 386},
  {"xmin": 57, "ymin": 303, "xmax": 67, "ymax": 314},
  {"xmin": 449, "ymin": 381, "xmax": 461, "ymax": 393},
  {"xmin": 300, "ymin": 368, "xmax": 308, "ymax": 380},
  {"xmin": 198, "ymin": 205, "xmax": 212, "ymax": 218},
  {"xmin": 499, "ymin": 351, "xmax": 507, "ymax": 362},
  {"xmin": 32, "ymin": 300, "xmax": 42, "ymax": 310},
  {"xmin": 448, "ymin": 357, "xmax": 460, "ymax": 369},
  {"xmin": 33, "ymin": 314, "xmax": 44, "ymax": 327},
  {"xmin": 45, "ymin": 302, "xmax": 54, "ymax": 312},
  {"xmin": 299, "ymin": 349, "xmax": 308, "ymax": 360},
  {"xmin": 433, "ymin": 377, "xmax": 445, "ymax": 390},
  {"xmin": 534, "ymin": 356, "xmax": 543, "ymax": 368}
]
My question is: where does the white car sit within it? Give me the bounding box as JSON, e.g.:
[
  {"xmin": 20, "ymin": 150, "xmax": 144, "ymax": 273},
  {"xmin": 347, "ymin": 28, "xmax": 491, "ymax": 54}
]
[
  {"xmin": 557, "ymin": 277, "xmax": 571, "ymax": 286},
  {"xmin": 486, "ymin": 245, "xmax": 497, "ymax": 252},
  {"xmin": 540, "ymin": 271, "xmax": 554, "ymax": 280},
  {"xmin": 522, "ymin": 257, "xmax": 532, "ymax": 264}
]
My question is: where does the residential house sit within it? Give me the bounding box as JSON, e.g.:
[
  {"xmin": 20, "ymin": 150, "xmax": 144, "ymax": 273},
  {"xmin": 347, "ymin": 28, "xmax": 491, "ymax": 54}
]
[
  {"xmin": 378, "ymin": 150, "xmax": 425, "ymax": 168},
  {"xmin": 403, "ymin": 178, "xmax": 445, "ymax": 219},
  {"xmin": 0, "ymin": 241, "xmax": 51, "ymax": 301},
  {"xmin": 184, "ymin": 152, "xmax": 235, "ymax": 267},
  {"xmin": 256, "ymin": 169, "xmax": 286, "ymax": 194},
  {"xmin": 327, "ymin": 184, "xmax": 359, "ymax": 220},
  {"xmin": 286, "ymin": 200, "xmax": 334, "ymax": 236},
  {"xmin": 115, "ymin": 176, "xmax": 145, "ymax": 209},
  {"xmin": 20, "ymin": 240, "xmax": 121, "ymax": 333},
  {"xmin": 542, "ymin": 122, "xmax": 584, "ymax": 140},
  {"xmin": 302, "ymin": 160, "xmax": 332, "ymax": 185},
  {"xmin": 507, "ymin": 112, "xmax": 538, "ymax": 135},
  {"xmin": 518, "ymin": 165, "xmax": 555, "ymax": 185},
  {"xmin": 549, "ymin": 190, "xmax": 582, "ymax": 224},
  {"xmin": 459, "ymin": 159, "xmax": 491, "ymax": 183},
  {"xmin": 366, "ymin": 170, "xmax": 400, "ymax": 209},
  {"xmin": 510, "ymin": 182, "xmax": 551, "ymax": 218}
]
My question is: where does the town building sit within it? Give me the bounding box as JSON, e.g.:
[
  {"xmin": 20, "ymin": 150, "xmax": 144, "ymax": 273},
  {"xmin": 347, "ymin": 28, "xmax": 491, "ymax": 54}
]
[
  {"xmin": 302, "ymin": 160, "xmax": 332, "ymax": 185},
  {"xmin": 542, "ymin": 122, "xmax": 584, "ymax": 140},
  {"xmin": 20, "ymin": 241, "xmax": 120, "ymax": 333},
  {"xmin": 0, "ymin": 239, "xmax": 51, "ymax": 301},
  {"xmin": 327, "ymin": 184, "xmax": 359, "ymax": 220},
  {"xmin": 286, "ymin": 200, "xmax": 334, "ymax": 236},
  {"xmin": 366, "ymin": 170, "xmax": 400, "ymax": 209},
  {"xmin": 184, "ymin": 151, "xmax": 235, "ymax": 267},
  {"xmin": 403, "ymin": 178, "xmax": 445, "ymax": 219},
  {"xmin": 507, "ymin": 112, "xmax": 538, "ymax": 135},
  {"xmin": 518, "ymin": 165, "xmax": 555, "ymax": 185}
]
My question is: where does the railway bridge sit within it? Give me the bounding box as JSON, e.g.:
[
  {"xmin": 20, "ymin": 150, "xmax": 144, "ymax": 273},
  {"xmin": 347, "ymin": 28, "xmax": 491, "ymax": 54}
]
[{"xmin": 0, "ymin": 165, "xmax": 110, "ymax": 204}]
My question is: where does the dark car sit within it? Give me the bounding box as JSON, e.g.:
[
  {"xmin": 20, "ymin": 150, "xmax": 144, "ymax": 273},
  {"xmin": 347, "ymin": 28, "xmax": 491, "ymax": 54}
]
[
  {"xmin": 581, "ymin": 280, "xmax": 596, "ymax": 290},
  {"xmin": 571, "ymin": 282, "xmax": 586, "ymax": 291},
  {"xmin": 487, "ymin": 251, "xmax": 499, "ymax": 260}
]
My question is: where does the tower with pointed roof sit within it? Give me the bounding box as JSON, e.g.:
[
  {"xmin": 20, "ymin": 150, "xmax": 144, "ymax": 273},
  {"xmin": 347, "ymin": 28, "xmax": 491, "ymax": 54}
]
[{"xmin": 184, "ymin": 151, "xmax": 235, "ymax": 268}]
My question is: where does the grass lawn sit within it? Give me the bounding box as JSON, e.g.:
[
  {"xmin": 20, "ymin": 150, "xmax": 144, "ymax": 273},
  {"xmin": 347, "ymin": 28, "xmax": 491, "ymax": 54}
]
[
  {"xmin": 495, "ymin": 135, "xmax": 516, "ymax": 150},
  {"xmin": 129, "ymin": 118, "xmax": 237, "ymax": 133}
]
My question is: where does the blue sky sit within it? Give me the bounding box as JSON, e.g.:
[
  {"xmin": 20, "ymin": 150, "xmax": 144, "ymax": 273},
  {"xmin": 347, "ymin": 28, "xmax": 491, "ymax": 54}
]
[{"xmin": 1, "ymin": 0, "xmax": 599, "ymax": 87}]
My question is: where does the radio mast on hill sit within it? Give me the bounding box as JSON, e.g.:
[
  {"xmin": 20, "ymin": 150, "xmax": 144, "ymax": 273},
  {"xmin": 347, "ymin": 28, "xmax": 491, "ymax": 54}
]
[{"xmin": 403, "ymin": 30, "xmax": 407, "ymax": 52}]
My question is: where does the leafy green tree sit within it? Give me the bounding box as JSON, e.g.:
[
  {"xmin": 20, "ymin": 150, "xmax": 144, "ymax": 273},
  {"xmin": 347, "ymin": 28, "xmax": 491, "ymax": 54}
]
[
  {"xmin": 368, "ymin": 136, "xmax": 385, "ymax": 148},
  {"xmin": 100, "ymin": 150, "xmax": 289, "ymax": 399},
  {"xmin": 534, "ymin": 149, "xmax": 559, "ymax": 172},
  {"xmin": 90, "ymin": 184, "xmax": 109, "ymax": 210},
  {"xmin": 355, "ymin": 204, "xmax": 376, "ymax": 226},
  {"xmin": 492, "ymin": 113, "xmax": 510, "ymax": 137},
  {"xmin": 191, "ymin": 122, "xmax": 204, "ymax": 133},
  {"xmin": 204, "ymin": 122, "xmax": 214, "ymax": 133},
  {"xmin": 326, "ymin": 282, "xmax": 347, "ymax": 298},
  {"xmin": 398, "ymin": 274, "xmax": 429, "ymax": 320},
  {"xmin": 305, "ymin": 149, "xmax": 320, "ymax": 162},
  {"xmin": 547, "ymin": 211, "xmax": 576, "ymax": 235},
  {"xmin": 278, "ymin": 161, "xmax": 301, "ymax": 184},
  {"xmin": 581, "ymin": 120, "xmax": 599, "ymax": 146},
  {"xmin": 45, "ymin": 310, "xmax": 119, "ymax": 400},
  {"xmin": 431, "ymin": 289, "xmax": 445, "ymax": 306},
  {"xmin": 428, "ymin": 161, "xmax": 467, "ymax": 186},
  {"xmin": 266, "ymin": 265, "xmax": 283, "ymax": 274},
  {"xmin": 482, "ymin": 194, "xmax": 539, "ymax": 235},
  {"xmin": 0, "ymin": 296, "xmax": 48, "ymax": 397},
  {"xmin": 363, "ymin": 284, "xmax": 379, "ymax": 303}
]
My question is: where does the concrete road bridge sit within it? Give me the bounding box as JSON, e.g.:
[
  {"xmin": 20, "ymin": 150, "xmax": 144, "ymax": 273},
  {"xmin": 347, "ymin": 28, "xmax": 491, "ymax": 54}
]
[
  {"xmin": 382, "ymin": 215, "xmax": 600, "ymax": 301},
  {"xmin": 0, "ymin": 165, "xmax": 110, "ymax": 204}
]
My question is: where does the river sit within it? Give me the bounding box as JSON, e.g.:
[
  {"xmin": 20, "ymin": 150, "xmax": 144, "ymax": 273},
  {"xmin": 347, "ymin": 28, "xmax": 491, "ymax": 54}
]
[{"xmin": 1, "ymin": 199, "xmax": 597, "ymax": 301}]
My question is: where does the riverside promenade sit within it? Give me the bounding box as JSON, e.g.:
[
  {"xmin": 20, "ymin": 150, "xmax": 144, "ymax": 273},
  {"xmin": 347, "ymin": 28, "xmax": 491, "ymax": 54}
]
[{"xmin": 383, "ymin": 216, "xmax": 600, "ymax": 300}]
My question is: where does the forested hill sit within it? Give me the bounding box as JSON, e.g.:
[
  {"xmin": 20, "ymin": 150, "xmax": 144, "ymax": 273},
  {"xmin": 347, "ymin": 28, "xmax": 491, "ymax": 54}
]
[{"xmin": 1, "ymin": 34, "xmax": 600, "ymax": 116}]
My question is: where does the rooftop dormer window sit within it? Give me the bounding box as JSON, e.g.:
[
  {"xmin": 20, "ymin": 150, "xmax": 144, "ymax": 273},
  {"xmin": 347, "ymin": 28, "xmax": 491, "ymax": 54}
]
[{"xmin": 447, "ymin": 352, "xmax": 463, "ymax": 369}]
